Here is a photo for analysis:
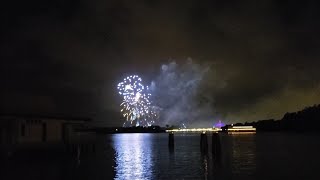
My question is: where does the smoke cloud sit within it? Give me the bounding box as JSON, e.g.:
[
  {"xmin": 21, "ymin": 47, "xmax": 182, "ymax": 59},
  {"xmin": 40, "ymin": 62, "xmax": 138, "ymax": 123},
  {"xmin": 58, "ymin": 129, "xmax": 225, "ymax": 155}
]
[{"xmin": 150, "ymin": 58, "xmax": 216, "ymax": 127}]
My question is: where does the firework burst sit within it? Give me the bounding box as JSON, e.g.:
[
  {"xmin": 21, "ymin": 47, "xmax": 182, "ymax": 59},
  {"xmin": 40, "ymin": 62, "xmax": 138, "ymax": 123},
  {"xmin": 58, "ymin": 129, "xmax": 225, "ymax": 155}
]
[{"xmin": 117, "ymin": 75, "xmax": 154, "ymax": 127}]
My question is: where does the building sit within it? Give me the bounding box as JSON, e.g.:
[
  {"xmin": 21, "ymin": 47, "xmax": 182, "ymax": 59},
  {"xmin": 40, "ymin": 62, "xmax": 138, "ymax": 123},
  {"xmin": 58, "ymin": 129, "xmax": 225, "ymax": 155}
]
[
  {"xmin": 0, "ymin": 114, "xmax": 91, "ymax": 148},
  {"xmin": 226, "ymin": 125, "xmax": 256, "ymax": 133},
  {"xmin": 214, "ymin": 120, "xmax": 225, "ymax": 128}
]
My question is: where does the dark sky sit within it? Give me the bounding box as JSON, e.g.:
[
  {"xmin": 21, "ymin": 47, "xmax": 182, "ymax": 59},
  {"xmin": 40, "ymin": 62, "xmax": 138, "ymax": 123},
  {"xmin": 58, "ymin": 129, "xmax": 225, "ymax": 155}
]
[{"xmin": 1, "ymin": 0, "xmax": 320, "ymax": 126}]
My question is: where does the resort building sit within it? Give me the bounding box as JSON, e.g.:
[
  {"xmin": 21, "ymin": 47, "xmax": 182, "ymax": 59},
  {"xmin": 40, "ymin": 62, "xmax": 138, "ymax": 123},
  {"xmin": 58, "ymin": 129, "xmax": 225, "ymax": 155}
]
[{"xmin": 0, "ymin": 114, "xmax": 91, "ymax": 147}]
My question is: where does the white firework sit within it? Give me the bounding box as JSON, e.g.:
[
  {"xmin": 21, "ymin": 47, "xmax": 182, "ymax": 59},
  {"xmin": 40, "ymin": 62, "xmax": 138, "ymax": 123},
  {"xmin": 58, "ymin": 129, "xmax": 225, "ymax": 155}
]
[{"xmin": 117, "ymin": 75, "xmax": 154, "ymax": 127}]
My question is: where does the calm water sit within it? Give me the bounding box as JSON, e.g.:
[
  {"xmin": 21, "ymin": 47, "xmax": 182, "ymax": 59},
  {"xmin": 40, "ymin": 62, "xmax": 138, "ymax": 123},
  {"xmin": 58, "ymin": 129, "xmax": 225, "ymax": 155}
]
[{"xmin": 2, "ymin": 133, "xmax": 320, "ymax": 180}]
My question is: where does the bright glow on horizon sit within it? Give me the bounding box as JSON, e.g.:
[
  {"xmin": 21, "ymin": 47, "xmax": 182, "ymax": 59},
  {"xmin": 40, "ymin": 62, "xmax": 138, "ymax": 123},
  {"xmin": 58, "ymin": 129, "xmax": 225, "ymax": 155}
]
[{"xmin": 166, "ymin": 128, "xmax": 222, "ymax": 132}]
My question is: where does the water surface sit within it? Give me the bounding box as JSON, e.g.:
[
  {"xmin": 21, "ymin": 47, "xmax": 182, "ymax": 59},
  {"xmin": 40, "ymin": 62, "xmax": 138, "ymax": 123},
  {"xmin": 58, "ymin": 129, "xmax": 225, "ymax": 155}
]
[{"xmin": 2, "ymin": 132, "xmax": 320, "ymax": 180}]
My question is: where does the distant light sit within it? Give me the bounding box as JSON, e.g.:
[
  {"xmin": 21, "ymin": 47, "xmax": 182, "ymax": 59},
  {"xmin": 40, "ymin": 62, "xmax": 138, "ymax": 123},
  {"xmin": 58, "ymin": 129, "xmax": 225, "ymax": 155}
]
[
  {"xmin": 227, "ymin": 126, "xmax": 256, "ymax": 132},
  {"xmin": 166, "ymin": 128, "xmax": 222, "ymax": 132}
]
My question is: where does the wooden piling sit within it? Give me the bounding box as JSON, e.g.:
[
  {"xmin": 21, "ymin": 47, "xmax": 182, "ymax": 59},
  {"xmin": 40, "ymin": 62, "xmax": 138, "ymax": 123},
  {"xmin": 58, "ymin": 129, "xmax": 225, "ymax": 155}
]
[
  {"xmin": 212, "ymin": 133, "xmax": 221, "ymax": 157},
  {"xmin": 200, "ymin": 132, "xmax": 208, "ymax": 153},
  {"xmin": 168, "ymin": 132, "xmax": 174, "ymax": 148}
]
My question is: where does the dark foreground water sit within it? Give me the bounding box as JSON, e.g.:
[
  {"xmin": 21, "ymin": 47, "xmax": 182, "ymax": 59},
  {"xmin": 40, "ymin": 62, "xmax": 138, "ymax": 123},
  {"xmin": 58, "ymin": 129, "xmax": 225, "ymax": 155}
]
[{"xmin": 1, "ymin": 132, "xmax": 320, "ymax": 180}]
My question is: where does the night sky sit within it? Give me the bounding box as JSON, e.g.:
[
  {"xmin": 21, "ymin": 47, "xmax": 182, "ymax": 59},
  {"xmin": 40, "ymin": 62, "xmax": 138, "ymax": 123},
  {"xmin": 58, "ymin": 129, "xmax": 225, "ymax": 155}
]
[{"xmin": 1, "ymin": 0, "xmax": 320, "ymax": 126}]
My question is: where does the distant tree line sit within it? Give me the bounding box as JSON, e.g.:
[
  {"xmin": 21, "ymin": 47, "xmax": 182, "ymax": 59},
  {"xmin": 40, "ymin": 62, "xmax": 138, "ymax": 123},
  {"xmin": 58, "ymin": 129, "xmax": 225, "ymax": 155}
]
[{"xmin": 231, "ymin": 104, "xmax": 320, "ymax": 132}]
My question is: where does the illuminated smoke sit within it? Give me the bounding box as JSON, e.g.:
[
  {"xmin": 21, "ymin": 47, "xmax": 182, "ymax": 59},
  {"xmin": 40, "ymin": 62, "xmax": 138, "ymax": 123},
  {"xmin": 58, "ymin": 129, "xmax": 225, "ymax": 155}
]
[{"xmin": 150, "ymin": 58, "xmax": 213, "ymax": 127}]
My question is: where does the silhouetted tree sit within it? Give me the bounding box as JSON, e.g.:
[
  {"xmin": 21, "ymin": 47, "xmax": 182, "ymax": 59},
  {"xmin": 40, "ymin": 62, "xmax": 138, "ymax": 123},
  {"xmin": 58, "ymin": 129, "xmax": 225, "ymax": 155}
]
[{"xmin": 228, "ymin": 104, "xmax": 320, "ymax": 132}]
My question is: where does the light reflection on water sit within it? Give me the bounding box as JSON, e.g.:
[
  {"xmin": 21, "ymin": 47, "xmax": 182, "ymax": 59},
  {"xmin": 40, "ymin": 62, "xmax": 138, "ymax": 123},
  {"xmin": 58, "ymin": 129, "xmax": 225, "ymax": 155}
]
[
  {"xmin": 113, "ymin": 133, "xmax": 154, "ymax": 180},
  {"xmin": 111, "ymin": 133, "xmax": 208, "ymax": 179}
]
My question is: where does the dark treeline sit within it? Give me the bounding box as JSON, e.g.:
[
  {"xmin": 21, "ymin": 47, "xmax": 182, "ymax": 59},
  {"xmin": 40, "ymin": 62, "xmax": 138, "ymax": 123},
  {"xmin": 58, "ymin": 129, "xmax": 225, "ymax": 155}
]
[{"xmin": 231, "ymin": 104, "xmax": 320, "ymax": 132}]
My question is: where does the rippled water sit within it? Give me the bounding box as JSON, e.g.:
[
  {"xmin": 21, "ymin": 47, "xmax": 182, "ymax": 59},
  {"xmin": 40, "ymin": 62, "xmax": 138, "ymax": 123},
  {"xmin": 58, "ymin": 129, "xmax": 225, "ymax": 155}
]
[
  {"xmin": 2, "ymin": 133, "xmax": 320, "ymax": 180},
  {"xmin": 113, "ymin": 133, "xmax": 209, "ymax": 179}
]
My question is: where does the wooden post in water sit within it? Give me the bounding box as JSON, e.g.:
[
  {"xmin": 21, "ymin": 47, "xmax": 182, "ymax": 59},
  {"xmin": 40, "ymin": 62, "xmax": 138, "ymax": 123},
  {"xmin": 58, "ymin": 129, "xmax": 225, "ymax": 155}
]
[
  {"xmin": 168, "ymin": 132, "xmax": 174, "ymax": 148},
  {"xmin": 200, "ymin": 132, "xmax": 208, "ymax": 153},
  {"xmin": 212, "ymin": 133, "xmax": 221, "ymax": 157}
]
